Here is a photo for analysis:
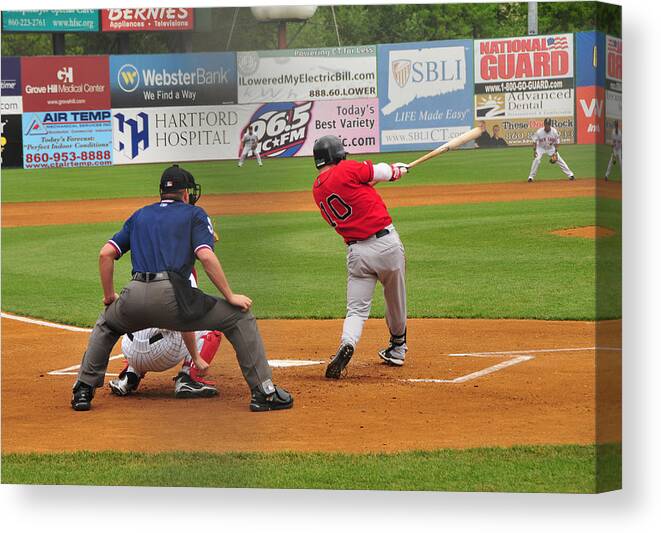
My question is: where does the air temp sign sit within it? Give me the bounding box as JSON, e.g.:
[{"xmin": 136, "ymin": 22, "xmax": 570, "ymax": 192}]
[{"xmin": 22, "ymin": 110, "xmax": 113, "ymax": 169}]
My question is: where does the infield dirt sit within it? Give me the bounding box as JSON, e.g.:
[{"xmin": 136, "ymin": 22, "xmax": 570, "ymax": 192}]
[
  {"xmin": 2, "ymin": 316, "xmax": 621, "ymax": 454},
  {"xmin": 2, "ymin": 178, "xmax": 621, "ymax": 227}
]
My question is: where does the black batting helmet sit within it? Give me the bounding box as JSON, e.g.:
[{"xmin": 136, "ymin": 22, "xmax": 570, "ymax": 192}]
[
  {"xmin": 544, "ymin": 118, "xmax": 552, "ymax": 127},
  {"xmin": 160, "ymin": 164, "xmax": 202, "ymax": 205},
  {"xmin": 313, "ymin": 135, "xmax": 346, "ymax": 169}
]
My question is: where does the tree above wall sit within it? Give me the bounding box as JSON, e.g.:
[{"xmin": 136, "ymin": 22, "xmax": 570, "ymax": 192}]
[{"xmin": 1, "ymin": 2, "xmax": 622, "ymax": 56}]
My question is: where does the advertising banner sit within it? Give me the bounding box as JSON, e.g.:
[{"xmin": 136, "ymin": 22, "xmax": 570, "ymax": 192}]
[
  {"xmin": 22, "ymin": 56, "xmax": 110, "ymax": 112},
  {"xmin": 605, "ymin": 35, "xmax": 622, "ymax": 144},
  {"xmin": 238, "ymin": 98, "xmax": 379, "ymax": 159},
  {"xmin": 22, "ymin": 110, "xmax": 113, "ymax": 169},
  {"xmin": 575, "ymin": 31, "xmax": 605, "ymax": 87},
  {"xmin": 101, "ymin": 8, "xmax": 194, "ymax": 32},
  {"xmin": 110, "ymin": 53, "xmax": 236, "ymax": 108},
  {"xmin": 237, "ymin": 46, "xmax": 377, "ymax": 104},
  {"xmin": 377, "ymin": 39, "xmax": 474, "ymax": 152},
  {"xmin": 475, "ymin": 117, "xmax": 575, "ymax": 147},
  {"xmin": 606, "ymin": 35, "xmax": 622, "ymax": 92},
  {"xmin": 112, "ymin": 105, "xmax": 255, "ymax": 165},
  {"xmin": 1, "ymin": 56, "xmax": 22, "ymax": 115},
  {"xmin": 1, "ymin": 115, "xmax": 23, "ymax": 168},
  {"xmin": 576, "ymin": 86, "xmax": 605, "ymax": 144},
  {"xmin": 2, "ymin": 10, "xmax": 99, "ymax": 32},
  {"xmin": 475, "ymin": 34, "xmax": 575, "ymax": 144}
]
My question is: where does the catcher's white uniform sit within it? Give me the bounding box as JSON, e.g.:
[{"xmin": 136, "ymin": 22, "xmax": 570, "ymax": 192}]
[
  {"xmin": 238, "ymin": 131, "xmax": 262, "ymax": 167},
  {"xmin": 121, "ymin": 328, "xmax": 208, "ymax": 374},
  {"xmin": 605, "ymin": 129, "xmax": 622, "ymax": 180},
  {"xmin": 528, "ymin": 126, "xmax": 574, "ymax": 181},
  {"xmin": 119, "ymin": 273, "xmax": 209, "ymax": 375}
]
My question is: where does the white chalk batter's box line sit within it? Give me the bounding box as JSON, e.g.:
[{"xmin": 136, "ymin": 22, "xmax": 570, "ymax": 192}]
[{"xmin": 2, "ymin": 312, "xmax": 622, "ymax": 384}]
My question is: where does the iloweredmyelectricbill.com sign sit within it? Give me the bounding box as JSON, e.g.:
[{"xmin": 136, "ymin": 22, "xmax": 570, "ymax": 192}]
[
  {"xmin": 22, "ymin": 110, "xmax": 113, "ymax": 169},
  {"xmin": 101, "ymin": 8, "xmax": 194, "ymax": 32},
  {"xmin": 237, "ymin": 46, "xmax": 377, "ymax": 104}
]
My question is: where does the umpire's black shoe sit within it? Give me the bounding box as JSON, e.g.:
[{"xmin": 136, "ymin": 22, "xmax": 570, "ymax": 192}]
[
  {"xmin": 250, "ymin": 383, "xmax": 293, "ymax": 412},
  {"xmin": 325, "ymin": 343, "xmax": 354, "ymax": 379},
  {"xmin": 173, "ymin": 372, "xmax": 218, "ymax": 398},
  {"xmin": 71, "ymin": 381, "xmax": 95, "ymax": 411}
]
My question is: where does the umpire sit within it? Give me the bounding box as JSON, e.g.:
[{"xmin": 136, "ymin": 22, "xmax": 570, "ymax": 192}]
[{"xmin": 71, "ymin": 164, "xmax": 293, "ymax": 412}]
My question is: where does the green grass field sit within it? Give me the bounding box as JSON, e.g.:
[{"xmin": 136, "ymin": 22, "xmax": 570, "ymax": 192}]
[
  {"xmin": 1, "ymin": 444, "xmax": 621, "ymax": 493},
  {"xmin": 1, "ymin": 144, "xmax": 620, "ymax": 203},
  {"xmin": 1, "ymin": 197, "xmax": 621, "ymax": 325},
  {"xmin": 1, "ymin": 145, "xmax": 621, "ymax": 492}
]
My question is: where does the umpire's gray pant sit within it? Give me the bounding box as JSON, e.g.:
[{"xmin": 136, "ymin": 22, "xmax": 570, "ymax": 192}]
[
  {"xmin": 341, "ymin": 224, "xmax": 407, "ymax": 347},
  {"xmin": 76, "ymin": 279, "xmax": 272, "ymax": 391}
]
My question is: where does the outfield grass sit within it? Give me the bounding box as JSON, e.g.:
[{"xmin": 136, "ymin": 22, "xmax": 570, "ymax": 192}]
[
  {"xmin": 1, "ymin": 444, "xmax": 621, "ymax": 492},
  {"xmin": 1, "ymin": 197, "xmax": 621, "ymax": 325},
  {"xmin": 1, "ymin": 144, "xmax": 620, "ymax": 203}
]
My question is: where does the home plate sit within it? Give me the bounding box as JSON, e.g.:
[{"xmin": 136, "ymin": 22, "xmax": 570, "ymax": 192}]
[{"xmin": 268, "ymin": 359, "xmax": 325, "ymax": 368}]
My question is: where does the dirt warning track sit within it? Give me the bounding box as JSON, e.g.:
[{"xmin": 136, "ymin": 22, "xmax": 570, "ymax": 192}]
[
  {"xmin": 2, "ymin": 179, "xmax": 621, "ymax": 228},
  {"xmin": 1, "ymin": 315, "xmax": 621, "ymax": 454}
]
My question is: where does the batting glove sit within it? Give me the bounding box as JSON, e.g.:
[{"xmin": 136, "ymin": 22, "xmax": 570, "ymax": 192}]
[{"xmin": 390, "ymin": 163, "xmax": 409, "ymax": 181}]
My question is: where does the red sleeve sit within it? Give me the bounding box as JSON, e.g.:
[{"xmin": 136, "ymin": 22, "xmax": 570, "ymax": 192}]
[{"xmin": 344, "ymin": 160, "xmax": 374, "ymax": 184}]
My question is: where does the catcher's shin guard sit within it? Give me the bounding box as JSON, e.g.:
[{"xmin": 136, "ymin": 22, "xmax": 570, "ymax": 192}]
[{"xmin": 190, "ymin": 331, "xmax": 222, "ymax": 384}]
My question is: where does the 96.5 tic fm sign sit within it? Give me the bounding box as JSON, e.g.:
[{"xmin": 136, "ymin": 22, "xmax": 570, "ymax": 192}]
[
  {"xmin": 21, "ymin": 56, "xmax": 110, "ymax": 112},
  {"xmin": 22, "ymin": 110, "xmax": 113, "ymax": 169}
]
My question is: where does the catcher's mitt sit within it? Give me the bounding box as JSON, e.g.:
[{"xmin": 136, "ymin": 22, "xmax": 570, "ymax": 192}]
[{"xmin": 549, "ymin": 153, "xmax": 558, "ymax": 164}]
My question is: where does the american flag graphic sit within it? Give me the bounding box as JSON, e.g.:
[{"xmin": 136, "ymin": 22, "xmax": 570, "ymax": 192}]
[{"xmin": 546, "ymin": 36, "xmax": 569, "ymax": 49}]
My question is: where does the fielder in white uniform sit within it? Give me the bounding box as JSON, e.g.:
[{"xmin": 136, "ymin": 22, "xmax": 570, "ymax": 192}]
[
  {"xmin": 528, "ymin": 118, "xmax": 575, "ymax": 182},
  {"xmin": 238, "ymin": 127, "xmax": 262, "ymax": 167},
  {"xmin": 605, "ymin": 121, "xmax": 622, "ymax": 181},
  {"xmin": 109, "ymin": 273, "xmax": 222, "ymax": 398}
]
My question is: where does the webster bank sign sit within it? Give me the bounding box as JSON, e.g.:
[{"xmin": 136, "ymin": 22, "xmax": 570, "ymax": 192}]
[{"xmin": 110, "ymin": 53, "xmax": 236, "ymax": 107}]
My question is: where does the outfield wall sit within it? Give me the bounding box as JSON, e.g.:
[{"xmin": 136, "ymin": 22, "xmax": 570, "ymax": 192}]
[{"xmin": 0, "ymin": 32, "xmax": 621, "ymax": 169}]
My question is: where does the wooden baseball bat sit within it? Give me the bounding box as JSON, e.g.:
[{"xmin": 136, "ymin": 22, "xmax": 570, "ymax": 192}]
[{"xmin": 407, "ymin": 127, "xmax": 482, "ymax": 168}]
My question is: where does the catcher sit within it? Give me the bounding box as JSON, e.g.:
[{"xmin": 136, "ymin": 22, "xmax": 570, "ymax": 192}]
[
  {"xmin": 238, "ymin": 126, "xmax": 263, "ymax": 167},
  {"xmin": 109, "ymin": 271, "xmax": 223, "ymax": 399},
  {"xmin": 527, "ymin": 118, "xmax": 575, "ymax": 182}
]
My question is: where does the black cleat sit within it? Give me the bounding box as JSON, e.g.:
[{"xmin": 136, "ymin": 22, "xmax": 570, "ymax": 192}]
[
  {"xmin": 569, "ymin": 175, "xmax": 576, "ymax": 181},
  {"xmin": 250, "ymin": 383, "xmax": 293, "ymax": 412},
  {"xmin": 71, "ymin": 382, "xmax": 95, "ymax": 411},
  {"xmin": 109, "ymin": 368, "xmax": 141, "ymax": 396},
  {"xmin": 325, "ymin": 343, "xmax": 354, "ymax": 379},
  {"xmin": 173, "ymin": 372, "xmax": 218, "ymax": 398}
]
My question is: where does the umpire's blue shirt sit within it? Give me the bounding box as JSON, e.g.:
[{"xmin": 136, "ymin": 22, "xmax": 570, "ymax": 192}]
[{"xmin": 108, "ymin": 199, "xmax": 215, "ymax": 279}]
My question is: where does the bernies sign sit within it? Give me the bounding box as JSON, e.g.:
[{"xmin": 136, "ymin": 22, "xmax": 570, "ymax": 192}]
[
  {"xmin": 102, "ymin": 8, "xmax": 194, "ymax": 32},
  {"xmin": 22, "ymin": 56, "xmax": 110, "ymax": 112}
]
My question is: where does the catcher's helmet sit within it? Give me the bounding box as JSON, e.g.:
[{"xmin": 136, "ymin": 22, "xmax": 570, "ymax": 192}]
[
  {"xmin": 160, "ymin": 164, "xmax": 202, "ymax": 205},
  {"xmin": 313, "ymin": 135, "xmax": 346, "ymax": 169}
]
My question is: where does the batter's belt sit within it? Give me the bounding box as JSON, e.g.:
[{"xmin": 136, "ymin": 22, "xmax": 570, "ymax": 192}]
[{"xmin": 347, "ymin": 228, "xmax": 390, "ymax": 246}]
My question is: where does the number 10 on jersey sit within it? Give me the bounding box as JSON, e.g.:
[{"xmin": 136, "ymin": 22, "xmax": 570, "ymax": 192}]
[{"xmin": 319, "ymin": 194, "xmax": 353, "ymax": 227}]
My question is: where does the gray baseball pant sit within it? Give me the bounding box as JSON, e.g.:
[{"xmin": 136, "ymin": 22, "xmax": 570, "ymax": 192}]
[
  {"xmin": 341, "ymin": 224, "xmax": 407, "ymax": 347},
  {"xmin": 528, "ymin": 147, "xmax": 573, "ymax": 179},
  {"xmin": 76, "ymin": 279, "xmax": 273, "ymax": 391}
]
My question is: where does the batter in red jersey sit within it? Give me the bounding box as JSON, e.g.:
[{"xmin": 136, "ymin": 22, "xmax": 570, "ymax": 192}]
[{"xmin": 311, "ymin": 135, "xmax": 409, "ymax": 379}]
